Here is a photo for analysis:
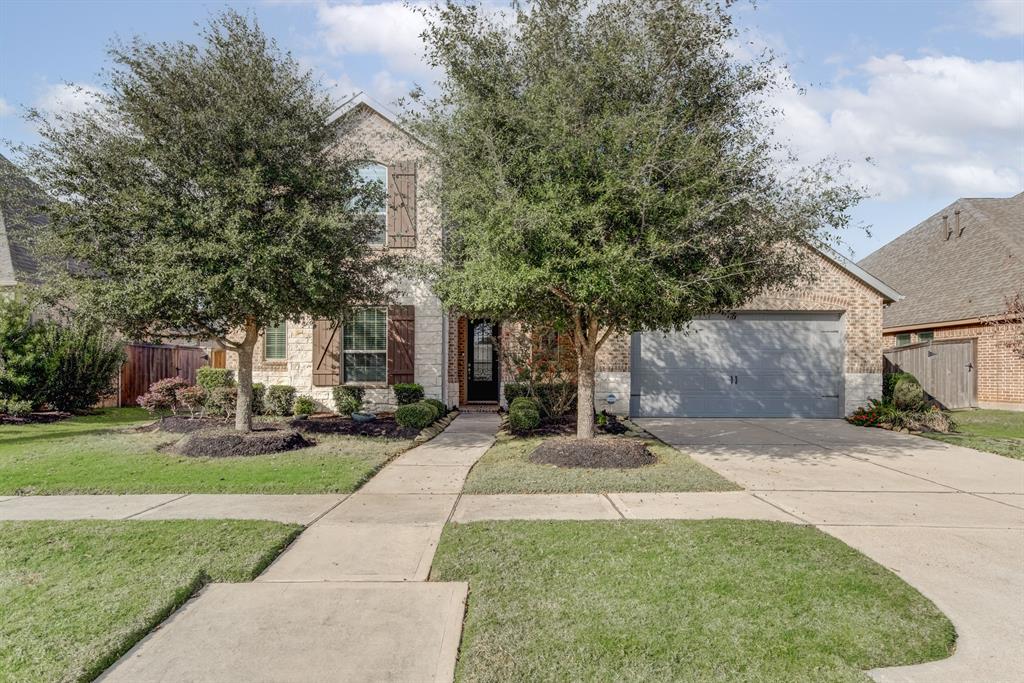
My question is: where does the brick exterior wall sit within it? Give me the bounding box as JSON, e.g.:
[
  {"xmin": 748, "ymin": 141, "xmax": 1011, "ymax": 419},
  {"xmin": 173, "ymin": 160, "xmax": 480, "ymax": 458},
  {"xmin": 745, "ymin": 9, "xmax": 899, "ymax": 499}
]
[
  {"xmin": 884, "ymin": 322, "xmax": 1024, "ymax": 409},
  {"xmin": 228, "ymin": 104, "xmax": 445, "ymax": 412}
]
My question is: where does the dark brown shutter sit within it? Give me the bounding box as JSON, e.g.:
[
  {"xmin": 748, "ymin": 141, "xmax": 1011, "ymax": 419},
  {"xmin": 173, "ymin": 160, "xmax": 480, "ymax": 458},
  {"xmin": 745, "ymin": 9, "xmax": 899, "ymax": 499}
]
[
  {"xmin": 387, "ymin": 305, "xmax": 415, "ymax": 385},
  {"xmin": 386, "ymin": 162, "xmax": 416, "ymax": 249},
  {"xmin": 312, "ymin": 319, "xmax": 341, "ymax": 386}
]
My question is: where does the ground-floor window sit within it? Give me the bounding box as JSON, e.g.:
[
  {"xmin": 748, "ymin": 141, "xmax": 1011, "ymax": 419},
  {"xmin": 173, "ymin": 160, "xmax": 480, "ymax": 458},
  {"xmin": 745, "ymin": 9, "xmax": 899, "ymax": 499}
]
[
  {"xmin": 344, "ymin": 307, "xmax": 387, "ymax": 383},
  {"xmin": 264, "ymin": 322, "xmax": 287, "ymax": 359}
]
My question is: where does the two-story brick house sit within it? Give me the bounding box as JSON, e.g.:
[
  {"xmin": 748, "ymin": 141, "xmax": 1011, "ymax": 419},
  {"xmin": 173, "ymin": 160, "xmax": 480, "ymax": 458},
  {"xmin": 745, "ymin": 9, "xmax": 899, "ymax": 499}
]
[{"xmin": 234, "ymin": 95, "xmax": 901, "ymax": 418}]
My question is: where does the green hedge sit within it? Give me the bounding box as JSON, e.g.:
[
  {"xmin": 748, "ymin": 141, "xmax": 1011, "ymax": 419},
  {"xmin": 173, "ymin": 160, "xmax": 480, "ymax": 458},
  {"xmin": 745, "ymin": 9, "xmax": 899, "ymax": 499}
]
[
  {"xmin": 393, "ymin": 383, "xmax": 425, "ymax": 405},
  {"xmin": 508, "ymin": 399, "xmax": 540, "ymax": 433},
  {"xmin": 265, "ymin": 385, "xmax": 296, "ymax": 416},
  {"xmin": 503, "ymin": 382, "xmax": 576, "ymax": 417},
  {"xmin": 333, "ymin": 386, "xmax": 365, "ymax": 416},
  {"xmin": 396, "ymin": 401, "xmax": 437, "ymax": 429}
]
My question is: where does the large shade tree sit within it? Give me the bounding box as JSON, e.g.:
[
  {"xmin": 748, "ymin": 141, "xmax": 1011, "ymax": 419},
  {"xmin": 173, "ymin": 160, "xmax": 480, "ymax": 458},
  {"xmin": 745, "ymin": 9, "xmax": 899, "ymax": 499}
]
[
  {"xmin": 413, "ymin": 0, "xmax": 864, "ymax": 438},
  {"xmin": 11, "ymin": 11, "xmax": 389, "ymax": 431}
]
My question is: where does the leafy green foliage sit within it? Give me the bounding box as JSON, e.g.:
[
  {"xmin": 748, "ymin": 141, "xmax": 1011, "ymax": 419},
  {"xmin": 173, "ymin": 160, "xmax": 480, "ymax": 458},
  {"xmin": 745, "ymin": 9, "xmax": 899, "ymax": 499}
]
[
  {"xmin": 38, "ymin": 319, "xmax": 125, "ymax": 412},
  {"xmin": 505, "ymin": 382, "xmax": 576, "ymax": 417},
  {"xmin": 250, "ymin": 382, "xmax": 266, "ymax": 416},
  {"xmin": 10, "ymin": 10, "xmax": 389, "ymax": 430},
  {"xmin": 264, "ymin": 385, "xmax": 296, "ymax": 416},
  {"xmin": 893, "ymin": 379, "xmax": 926, "ymax": 410},
  {"xmin": 395, "ymin": 401, "xmax": 437, "ymax": 429},
  {"xmin": 0, "ymin": 297, "xmax": 49, "ymax": 408},
  {"xmin": 393, "ymin": 383, "xmax": 425, "ymax": 406},
  {"xmin": 1, "ymin": 398, "xmax": 33, "ymax": 417},
  {"xmin": 196, "ymin": 368, "xmax": 235, "ymax": 394},
  {"xmin": 332, "ymin": 385, "xmax": 365, "ymax": 415},
  {"xmin": 413, "ymin": 0, "xmax": 864, "ymax": 437},
  {"xmin": 423, "ymin": 397, "xmax": 447, "ymax": 417},
  {"xmin": 883, "ymin": 371, "xmax": 919, "ymax": 400},
  {"xmin": 292, "ymin": 395, "xmax": 316, "ymax": 416},
  {"xmin": 209, "ymin": 386, "xmax": 238, "ymax": 418},
  {"xmin": 509, "ymin": 399, "xmax": 541, "ymax": 433}
]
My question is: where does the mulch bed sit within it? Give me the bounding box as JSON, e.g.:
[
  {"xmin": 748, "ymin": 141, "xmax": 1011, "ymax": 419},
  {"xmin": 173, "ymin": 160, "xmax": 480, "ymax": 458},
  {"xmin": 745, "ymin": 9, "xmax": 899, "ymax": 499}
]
[
  {"xmin": 290, "ymin": 415, "xmax": 419, "ymax": 439},
  {"xmin": 144, "ymin": 416, "xmax": 234, "ymax": 434},
  {"xmin": 0, "ymin": 411, "xmax": 72, "ymax": 426},
  {"xmin": 172, "ymin": 428, "xmax": 314, "ymax": 457},
  {"xmin": 529, "ymin": 436, "xmax": 657, "ymax": 469},
  {"xmin": 518, "ymin": 413, "xmax": 629, "ymax": 437}
]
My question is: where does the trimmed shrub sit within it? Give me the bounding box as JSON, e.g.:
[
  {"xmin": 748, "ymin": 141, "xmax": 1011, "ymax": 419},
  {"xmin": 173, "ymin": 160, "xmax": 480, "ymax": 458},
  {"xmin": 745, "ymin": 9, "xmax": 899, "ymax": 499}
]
[
  {"xmin": 395, "ymin": 401, "xmax": 437, "ymax": 429},
  {"xmin": 0, "ymin": 297, "xmax": 49, "ymax": 408},
  {"xmin": 423, "ymin": 398, "xmax": 447, "ymax": 417},
  {"xmin": 508, "ymin": 401, "xmax": 540, "ymax": 433},
  {"xmin": 293, "ymin": 395, "xmax": 316, "ymax": 416},
  {"xmin": 2, "ymin": 398, "xmax": 33, "ymax": 417},
  {"xmin": 209, "ymin": 386, "xmax": 238, "ymax": 418},
  {"xmin": 175, "ymin": 385, "xmax": 207, "ymax": 418},
  {"xmin": 509, "ymin": 396, "xmax": 538, "ymax": 412},
  {"xmin": 332, "ymin": 385, "xmax": 365, "ymax": 416},
  {"xmin": 196, "ymin": 367, "xmax": 235, "ymax": 394},
  {"xmin": 893, "ymin": 379, "xmax": 925, "ymax": 410},
  {"xmin": 883, "ymin": 371, "xmax": 918, "ymax": 400},
  {"xmin": 393, "ymin": 383, "xmax": 424, "ymax": 405},
  {"xmin": 137, "ymin": 377, "xmax": 191, "ymax": 416},
  {"xmin": 265, "ymin": 385, "xmax": 296, "ymax": 416},
  {"xmin": 38, "ymin": 321, "xmax": 125, "ymax": 413},
  {"xmin": 251, "ymin": 383, "xmax": 266, "ymax": 416},
  {"xmin": 503, "ymin": 382, "xmax": 576, "ymax": 417}
]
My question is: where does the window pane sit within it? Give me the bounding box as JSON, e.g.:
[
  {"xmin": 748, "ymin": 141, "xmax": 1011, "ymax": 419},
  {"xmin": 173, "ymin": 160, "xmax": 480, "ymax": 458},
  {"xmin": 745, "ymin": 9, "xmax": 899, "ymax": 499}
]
[
  {"xmin": 264, "ymin": 322, "xmax": 286, "ymax": 359},
  {"xmin": 356, "ymin": 164, "xmax": 387, "ymax": 245},
  {"xmin": 343, "ymin": 352, "xmax": 386, "ymax": 383},
  {"xmin": 917, "ymin": 331, "xmax": 934, "ymax": 342},
  {"xmin": 895, "ymin": 334, "xmax": 911, "ymax": 347}
]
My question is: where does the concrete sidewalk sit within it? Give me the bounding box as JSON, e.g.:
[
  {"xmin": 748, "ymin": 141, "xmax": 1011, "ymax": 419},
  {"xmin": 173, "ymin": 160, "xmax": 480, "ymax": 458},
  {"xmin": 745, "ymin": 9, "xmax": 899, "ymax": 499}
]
[{"xmin": 99, "ymin": 412, "xmax": 500, "ymax": 683}]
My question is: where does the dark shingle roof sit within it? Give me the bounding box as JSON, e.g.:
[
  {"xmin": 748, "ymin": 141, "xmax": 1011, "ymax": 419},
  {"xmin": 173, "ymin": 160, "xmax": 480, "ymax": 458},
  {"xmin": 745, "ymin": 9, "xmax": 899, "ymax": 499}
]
[
  {"xmin": 0, "ymin": 154, "xmax": 49, "ymax": 286},
  {"xmin": 858, "ymin": 192, "xmax": 1024, "ymax": 328}
]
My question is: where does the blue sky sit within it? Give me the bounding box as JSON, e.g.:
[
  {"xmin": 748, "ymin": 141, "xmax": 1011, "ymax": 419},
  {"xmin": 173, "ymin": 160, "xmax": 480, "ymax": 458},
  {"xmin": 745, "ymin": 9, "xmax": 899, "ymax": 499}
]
[{"xmin": 1, "ymin": 0, "xmax": 1021, "ymax": 259}]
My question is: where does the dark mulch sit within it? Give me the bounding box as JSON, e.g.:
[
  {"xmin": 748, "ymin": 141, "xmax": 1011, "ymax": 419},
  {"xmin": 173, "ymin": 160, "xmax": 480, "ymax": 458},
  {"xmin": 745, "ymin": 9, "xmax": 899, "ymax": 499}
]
[
  {"xmin": 0, "ymin": 411, "xmax": 72, "ymax": 426},
  {"xmin": 290, "ymin": 415, "xmax": 419, "ymax": 439},
  {"xmin": 517, "ymin": 412, "xmax": 629, "ymax": 437},
  {"xmin": 529, "ymin": 436, "xmax": 657, "ymax": 469},
  {"xmin": 172, "ymin": 428, "xmax": 314, "ymax": 457}
]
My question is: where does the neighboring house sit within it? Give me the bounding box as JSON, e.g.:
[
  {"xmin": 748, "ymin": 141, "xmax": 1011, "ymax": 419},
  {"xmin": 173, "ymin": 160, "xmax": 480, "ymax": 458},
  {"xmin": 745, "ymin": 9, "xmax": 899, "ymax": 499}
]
[
  {"xmin": 0, "ymin": 153, "xmax": 48, "ymax": 296},
  {"xmin": 859, "ymin": 193, "xmax": 1024, "ymax": 411}
]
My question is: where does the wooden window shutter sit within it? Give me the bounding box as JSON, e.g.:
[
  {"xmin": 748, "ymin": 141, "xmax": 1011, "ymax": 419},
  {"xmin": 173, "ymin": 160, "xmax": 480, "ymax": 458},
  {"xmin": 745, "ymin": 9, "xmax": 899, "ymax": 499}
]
[
  {"xmin": 386, "ymin": 305, "xmax": 415, "ymax": 385},
  {"xmin": 312, "ymin": 319, "xmax": 341, "ymax": 386},
  {"xmin": 386, "ymin": 162, "xmax": 417, "ymax": 249}
]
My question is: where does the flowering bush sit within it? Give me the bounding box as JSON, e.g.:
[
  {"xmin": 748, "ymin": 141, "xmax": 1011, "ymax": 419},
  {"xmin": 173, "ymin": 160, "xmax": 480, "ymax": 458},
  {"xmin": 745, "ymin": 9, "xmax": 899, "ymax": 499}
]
[
  {"xmin": 175, "ymin": 385, "xmax": 207, "ymax": 418},
  {"xmin": 137, "ymin": 377, "xmax": 190, "ymax": 416},
  {"xmin": 848, "ymin": 398, "xmax": 956, "ymax": 433}
]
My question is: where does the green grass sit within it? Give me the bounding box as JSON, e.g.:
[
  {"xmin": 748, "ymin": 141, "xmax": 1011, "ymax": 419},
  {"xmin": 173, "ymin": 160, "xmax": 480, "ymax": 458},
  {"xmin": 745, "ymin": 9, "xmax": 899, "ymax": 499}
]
[
  {"xmin": 922, "ymin": 409, "xmax": 1024, "ymax": 460},
  {"xmin": 432, "ymin": 520, "xmax": 955, "ymax": 683},
  {"xmin": 461, "ymin": 433, "xmax": 738, "ymax": 493},
  {"xmin": 0, "ymin": 408, "xmax": 411, "ymax": 494},
  {"xmin": 0, "ymin": 519, "xmax": 300, "ymax": 683}
]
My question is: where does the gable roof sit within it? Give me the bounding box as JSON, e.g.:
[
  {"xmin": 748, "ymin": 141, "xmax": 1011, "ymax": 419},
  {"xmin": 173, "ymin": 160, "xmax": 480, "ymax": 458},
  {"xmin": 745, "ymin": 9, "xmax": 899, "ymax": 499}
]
[
  {"xmin": 326, "ymin": 91, "xmax": 427, "ymax": 148},
  {"xmin": 0, "ymin": 154, "xmax": 49, "ymax": 287},
  {"xmin": 858, "ymin": 192, "xmax": 1024, "ymax": 329}
]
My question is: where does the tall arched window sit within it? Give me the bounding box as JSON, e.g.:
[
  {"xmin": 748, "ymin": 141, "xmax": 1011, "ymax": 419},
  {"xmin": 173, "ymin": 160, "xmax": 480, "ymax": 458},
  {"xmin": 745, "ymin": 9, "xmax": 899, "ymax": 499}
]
[{"xmin": 356, "ymin": 163, "xmax": 387, "ymax": 245}]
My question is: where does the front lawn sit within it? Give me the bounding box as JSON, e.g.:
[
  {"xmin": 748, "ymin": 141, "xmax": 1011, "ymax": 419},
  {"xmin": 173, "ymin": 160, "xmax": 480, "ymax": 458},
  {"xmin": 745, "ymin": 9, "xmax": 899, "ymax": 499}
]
[
  {"xmin": 431, "ymin": 520, "xmax": 955, "ymax": 682},
  {"xmin": 0, "ymin": 519, "xmax": 300, "ymax": 683},
  {"xmin": 461, "ymin": 433, "xmax": 738, "ymax": 494},
  {"xmin": 923, "ymin": 409, "xmax": 1024, "ymax": 460},
  {"xmin": 0, "ymin": 408, "xmax": 411, "ymax": 494}
]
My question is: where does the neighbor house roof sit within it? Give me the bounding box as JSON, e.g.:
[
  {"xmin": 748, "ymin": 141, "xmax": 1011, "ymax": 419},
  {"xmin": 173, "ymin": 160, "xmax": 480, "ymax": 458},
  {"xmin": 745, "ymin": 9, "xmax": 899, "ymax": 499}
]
[
  {"xmin": 858, "ymin": 192, "xmax": 1024, "ymax": 329},
  {"xmin": 0, "ymin": 154, "xmax": 49, "ymax": 287}
]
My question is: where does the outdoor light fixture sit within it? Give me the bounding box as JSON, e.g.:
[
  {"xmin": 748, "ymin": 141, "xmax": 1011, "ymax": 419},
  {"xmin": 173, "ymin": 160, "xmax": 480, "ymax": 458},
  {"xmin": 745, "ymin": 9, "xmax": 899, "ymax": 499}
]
[{"xmin": 607, "ymin": 393, "xmax": 617, "ymax": 404}]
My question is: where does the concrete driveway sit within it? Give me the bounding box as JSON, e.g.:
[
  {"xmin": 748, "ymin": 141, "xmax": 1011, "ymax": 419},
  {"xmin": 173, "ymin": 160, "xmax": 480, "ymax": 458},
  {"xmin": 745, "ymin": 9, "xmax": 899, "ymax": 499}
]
[{"xmin": 636, "ymin": 418, "xmax": 1024, "ymax": 683}]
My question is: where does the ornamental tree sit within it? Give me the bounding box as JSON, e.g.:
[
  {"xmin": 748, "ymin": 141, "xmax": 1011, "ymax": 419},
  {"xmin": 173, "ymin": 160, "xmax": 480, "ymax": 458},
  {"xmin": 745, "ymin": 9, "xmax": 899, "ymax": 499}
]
[
  {"xmin": 413, "ymin": 0, "xmax": 864, "ymax": 438},
  {"xmin": 11, "ymin": 11, "xmax": 389, "ymax": 431}
]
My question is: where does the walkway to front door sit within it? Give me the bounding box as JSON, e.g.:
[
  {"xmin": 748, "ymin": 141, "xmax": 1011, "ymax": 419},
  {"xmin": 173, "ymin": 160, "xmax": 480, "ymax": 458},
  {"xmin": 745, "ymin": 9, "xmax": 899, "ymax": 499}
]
[{"xmin": 99, "ymin": 413, "xmax": 501, "ymax": 683}]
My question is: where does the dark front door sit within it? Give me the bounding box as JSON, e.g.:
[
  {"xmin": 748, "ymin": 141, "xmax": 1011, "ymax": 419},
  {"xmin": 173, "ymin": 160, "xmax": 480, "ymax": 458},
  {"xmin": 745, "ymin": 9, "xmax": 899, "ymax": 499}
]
[{"xmin": 467, "ymin": 319, "xmax": 500, "ymax": 402}]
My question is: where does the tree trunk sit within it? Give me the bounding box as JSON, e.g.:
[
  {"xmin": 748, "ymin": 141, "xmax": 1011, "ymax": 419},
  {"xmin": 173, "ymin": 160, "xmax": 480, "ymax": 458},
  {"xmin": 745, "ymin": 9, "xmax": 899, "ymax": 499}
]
[
  {"xmin": 234, "ymin": 320, "xmax": 259, "ymax": 432},
  {"xmin": 576, "ymin": 341, "xmax": 597, "ymax": 439}
]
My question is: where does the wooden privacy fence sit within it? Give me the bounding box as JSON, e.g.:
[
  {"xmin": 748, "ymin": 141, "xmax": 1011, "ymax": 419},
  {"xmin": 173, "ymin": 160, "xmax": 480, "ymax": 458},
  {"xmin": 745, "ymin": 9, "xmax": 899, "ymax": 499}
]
[
  {"xmin": 883, "ymin": 339, "xmax": 977, "ymax": 409},
  {"xmin": 98, "ymin": 344, "xmax": 209, "ymax": 408}
]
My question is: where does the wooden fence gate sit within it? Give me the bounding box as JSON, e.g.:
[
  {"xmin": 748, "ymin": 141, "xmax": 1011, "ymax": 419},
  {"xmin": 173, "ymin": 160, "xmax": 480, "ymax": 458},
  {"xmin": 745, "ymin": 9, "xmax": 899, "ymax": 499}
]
[
  {"xmin": 98, "ymin": 344, "xmax": 209, "ymax": 408},
  {"xmin": 883, "ymin": 339, "xmax": 977, "ymax": 409}
]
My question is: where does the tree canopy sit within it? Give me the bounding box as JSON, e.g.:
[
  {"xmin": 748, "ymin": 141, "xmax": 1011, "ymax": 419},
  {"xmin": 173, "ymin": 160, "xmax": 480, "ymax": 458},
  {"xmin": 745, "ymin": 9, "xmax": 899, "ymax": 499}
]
[
  {"xmin": 412, "ymin": 0, "xmax": 864, "ymax": 437},
  {"xmin": 9, "ymin": 10, "xmax": 389, "ymax": 430}
]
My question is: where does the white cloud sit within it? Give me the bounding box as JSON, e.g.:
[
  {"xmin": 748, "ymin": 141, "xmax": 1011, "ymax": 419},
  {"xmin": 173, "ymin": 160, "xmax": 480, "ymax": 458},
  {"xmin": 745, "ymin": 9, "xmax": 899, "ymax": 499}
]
[
  {"xmin": 975, "ymin": 0, "xmax": 1024, "ymax": 37},
  {"xmin": 772, "ymin": 54, "xmax": 1024, "ymax": 200},
  {"xmin": 34, "ymin": 83, "xmax": 103, "ymax": 118},
  {"xmin": 0, "ymin": 97, "xmax": 13, "ymax": 117},
  {"xmin": 316, "ymin": 2, "xmax": 430, "ymax": 74}
]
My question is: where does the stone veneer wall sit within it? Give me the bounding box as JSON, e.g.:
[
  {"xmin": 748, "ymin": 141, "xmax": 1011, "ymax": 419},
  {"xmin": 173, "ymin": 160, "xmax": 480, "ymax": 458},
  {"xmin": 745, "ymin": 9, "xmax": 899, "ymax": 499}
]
[
  {"xmin": 884, "ymin": 322, "xmax": 1024, "ymax": 410},
  {"xmin": 227, "ymin": 104, "xmax": 445, "ymax": 412}
]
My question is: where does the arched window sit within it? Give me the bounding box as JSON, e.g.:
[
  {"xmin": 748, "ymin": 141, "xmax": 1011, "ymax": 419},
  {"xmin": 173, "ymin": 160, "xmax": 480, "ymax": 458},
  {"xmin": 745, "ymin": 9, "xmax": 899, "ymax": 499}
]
[{"xmin": 356, "ymin": 163, "xmax": 387, "ymax": 245}]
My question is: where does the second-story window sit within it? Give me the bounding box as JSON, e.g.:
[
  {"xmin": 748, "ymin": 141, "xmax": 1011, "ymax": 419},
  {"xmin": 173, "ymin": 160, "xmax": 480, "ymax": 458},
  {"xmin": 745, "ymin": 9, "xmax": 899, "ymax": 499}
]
[{"xmin": 356, "ymin": 163, "xmax": 388, "ymax": 245}]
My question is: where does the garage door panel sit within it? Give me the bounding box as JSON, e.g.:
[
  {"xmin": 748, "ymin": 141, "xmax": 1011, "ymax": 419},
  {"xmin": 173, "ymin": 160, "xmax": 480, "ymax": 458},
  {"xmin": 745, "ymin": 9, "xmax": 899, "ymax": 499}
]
[{"xmin": 635, "ymin": 313, "xmax": 843, "ymax": 419}]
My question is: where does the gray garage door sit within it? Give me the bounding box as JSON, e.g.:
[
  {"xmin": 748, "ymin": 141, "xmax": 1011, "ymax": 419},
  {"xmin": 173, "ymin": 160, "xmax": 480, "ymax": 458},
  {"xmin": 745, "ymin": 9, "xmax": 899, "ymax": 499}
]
[{"xmin": 631, "ymin": 312, "xmax": 843, "ymax": 418}]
